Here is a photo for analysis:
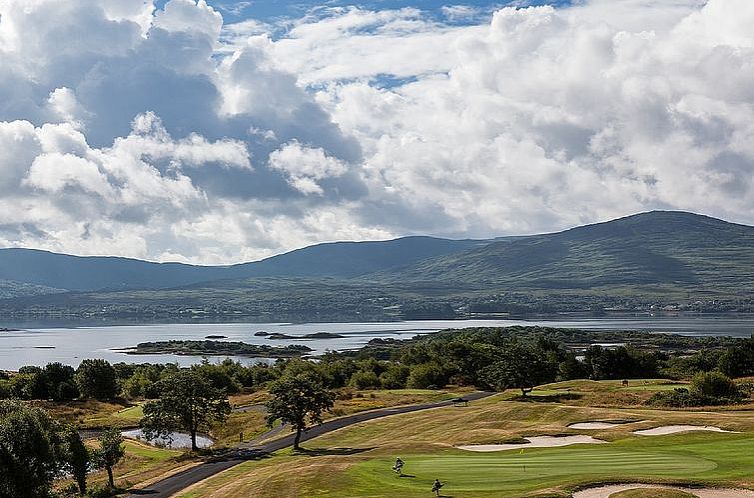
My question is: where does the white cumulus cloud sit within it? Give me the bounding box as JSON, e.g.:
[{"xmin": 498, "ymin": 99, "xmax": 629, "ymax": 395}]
[{"xmin": 0, "ymin": 0, "xmax": 752, "ymax": 263}]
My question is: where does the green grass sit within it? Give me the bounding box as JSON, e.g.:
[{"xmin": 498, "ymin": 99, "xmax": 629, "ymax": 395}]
[
  {"xmin": 65, "ymin": 439, "xmax": 187, "ymax": 493},
  {"xmin": 175, "ymin": 432, "xmax": 754, "ymax": 498},
  {"xmin": 175, "ymin": 393, "xmax": 754, "ymax": 498},
  {"xmin": 114, "ymin": 404, "xmax": 144, "ymax": 421},
  {"xmin": 122, "ymin": 440, "xmax": 178, "ymax": 461},
  {"xmin": 333, "ymin": 433, "xmax": 746, "ymax": 497}
]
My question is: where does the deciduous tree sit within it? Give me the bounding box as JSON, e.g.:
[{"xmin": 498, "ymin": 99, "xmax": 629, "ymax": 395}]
[
  {"xmin": 480, "ymin": 342, "xmax": 557, "ymax": 396},
  {"xmin": 64, "ymin": 427, "xmax": 90, "ymax": 495},
  {"xmin": 75, "ymin": 359, "xmax": 118, "ymax": 399},
  {"xmin": 0, "ymin": 400, "xmax": 65, "ymax": 497},
  {"xmin": 93, "ymin": 428, "xmax": 124, "ymax": 489},
  {"xmin": 141, "ymin": 370, "xmax": 231, "ymax": 451},
  {"xmin": 265, "ymin": 373, "xmax": 335, "ymax": 450}
]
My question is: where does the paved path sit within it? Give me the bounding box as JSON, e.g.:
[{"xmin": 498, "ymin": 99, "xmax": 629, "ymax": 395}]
[{"xmin": 127, "ymin": 391, "xmax": 494, "ymax": 497}]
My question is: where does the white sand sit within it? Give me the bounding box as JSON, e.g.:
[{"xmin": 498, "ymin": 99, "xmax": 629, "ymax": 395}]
[
  {"xmin": 633, "ymin": 425, "xmax": 732, "ymax": 436},
  {"xmin": 569, "ymin": 422, "xmax": 624, "ymax": 430},
  {"xmin": 457, "ymin": 435, "xmax": 605, "ymax": 452},
  {"xmin": 573, "ymin": 484, "xmax": 754, "ymax": 498}
]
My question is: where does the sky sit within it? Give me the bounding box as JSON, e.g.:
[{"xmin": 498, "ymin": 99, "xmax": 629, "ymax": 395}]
[{"xmin": 0, "ymin": 0, "xmax": 752, "ymax": 264}]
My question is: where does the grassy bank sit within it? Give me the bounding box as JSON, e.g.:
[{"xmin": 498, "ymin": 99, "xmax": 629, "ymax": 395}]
[{"xmin": 176, "ymin": 383, "xmax": 754, "ymax": 498}]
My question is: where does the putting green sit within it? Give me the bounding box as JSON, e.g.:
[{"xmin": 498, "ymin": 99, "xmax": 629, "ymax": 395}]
[
  {"xmin": 330, "ymin": 434, "xmax": 754, "ymax": 497},
  {"xmin": 342, "ymin": 450, "xmax": 713, "ymax": 496}
]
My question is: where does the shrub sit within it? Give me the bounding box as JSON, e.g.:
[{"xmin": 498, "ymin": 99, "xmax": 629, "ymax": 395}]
[
  {"xmin": 690, "ymin": 371, "xmax": 739, "ymax": 398},
  {"xmin": 407, "ymin": 363, "xmax": 445, "ymax": 389},
  {"xmin": 648, "ymin": 388, "xmax": 711, "ymax": 408},
  {"xmin": 349, "ymin": 370, "xmax": 380, "ymax": 390},
  {"xmin": 379, "ymin": 364, "xmax": 410, "ymax": 389},
  {"xmin": 648, "ymin": 379, "xmax": 741, "ymax": 407},
  {"xmin": 87, "ymin": 484, "xmax": 118, "ymax": 497}
]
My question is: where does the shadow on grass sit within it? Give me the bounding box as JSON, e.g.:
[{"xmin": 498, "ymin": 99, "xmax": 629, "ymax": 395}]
[
  {"xmin": 295, "ymin": 446, "xmax": 375, "ymax": 456},
  {"xmin": 207, "ymin": 448, "xmax": 274, "ymax": 462},
  {"xmin": 398, "ymin": 474, "xmax": 416, "ymax": 478},
  {"xmin": 513, "ymin": 393, "xmax": 583, "ymax": 403}
]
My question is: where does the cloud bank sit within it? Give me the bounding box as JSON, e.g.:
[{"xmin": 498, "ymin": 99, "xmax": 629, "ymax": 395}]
[{"xmin": 0, "ymin": 0, "xmax": 752, "ymax": 263}]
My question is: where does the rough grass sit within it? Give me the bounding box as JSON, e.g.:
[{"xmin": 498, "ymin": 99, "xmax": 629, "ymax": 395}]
[
  {"xmin": 38, "ymin": 399, "xmax": 139, "ymax": 428},
  {"xmin": 177, "ymin": 432, "xmax": 754, "ymax": 498},
  {"xmin": 525, "ymin": 380, "xmax": 691, "ymax": 407},
  {"xmin": 176, "ymin": 382, "xmax": 754, "ymax": 498},
  {"xmin": 110, "ymin": 440, "xmax": 192, "ymax": 490},
  {"xmin": 56, "ymin": 439, "xmax": 188, "ymax": 492},
  {"xmin": 213, "ymin": 409, "xmax": 269, "ymax": 447},
  {"xmin": 214, "ymin": 388, "xmax": 471, "ymax": 447},
  {"xmin": 329, "ymin": 388, "xmax": 468, "ymax": 418}
]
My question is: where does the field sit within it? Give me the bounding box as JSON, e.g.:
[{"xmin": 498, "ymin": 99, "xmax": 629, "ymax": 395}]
[
  {"xmin": 39, "ymin": 399, "xmax": 143, "ymax": 429},
  {"xmin": 55, "ymin": 439, "xmax": 191, "ymax": 493},
  {"xmin": 214, "ymin": 388, "xmax": 468, "ymax": 447},
  {"xmin": 176, "ymin": 381, "xmax": 754, "ymax": 498},
  {"xmin": 48, "ymin": 387, "xmax": 470, "ymax": 491}
]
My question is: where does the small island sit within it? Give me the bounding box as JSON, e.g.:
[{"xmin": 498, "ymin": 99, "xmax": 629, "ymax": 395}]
[
  {"xmin": 205, "ymin": 335, "xmax": 227, "ymax": 339},
  {"xmin": 267, "ymin": 332, "xmax": 345, "ymax": 340},
  {"xmin": 123, "ymin": 340, "xmax": 312, "ymax": 358},
  {"xmin": 254, "ymin": 331, "xmax": 270, "ymax": 336},
  {"xmin": 301, "ymin": 332, "xmax": 345, "ymax": 339},
  {"xmin": 0, "ymin": 328, "xmax": 20, "ymax": 332},
  {"xmin": 267, "ymin": 333, "xmax": 295, "ymax": 340}
]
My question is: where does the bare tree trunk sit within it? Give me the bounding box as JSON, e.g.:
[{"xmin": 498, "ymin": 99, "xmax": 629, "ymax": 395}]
[
  {"xmin": 191, "ymin": 430, "xmax": 198, "ymax": 452},
  {"xmin": 76, "ymin": 477, "xmax": 86, "ymax": 495},
  {"xmin": 294, "ymin": 426, "xmax": 302, "ymax": 450},
  {"xmin": 107, "ymin": 466, "xmax": 115, "ymax": 489}
]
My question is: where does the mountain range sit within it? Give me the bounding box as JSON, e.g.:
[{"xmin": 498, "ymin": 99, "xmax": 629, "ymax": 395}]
[{"xmin": 1, "ymin": 211, "xmax": 753, "ymax": 319}]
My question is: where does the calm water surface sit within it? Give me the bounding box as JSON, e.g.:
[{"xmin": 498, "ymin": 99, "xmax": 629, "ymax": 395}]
[
  {"xmin": 1, "ymin": 315, "xmax": 753, "ymax": 369},
  {"xmin": 121, "ymin": 428, "xmax": 213, "ymax": 449}
]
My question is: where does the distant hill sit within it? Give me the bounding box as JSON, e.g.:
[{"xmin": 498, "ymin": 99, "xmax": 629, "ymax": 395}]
[
  {"xmin": 0, "ymin": 236, "xmax": 482, "ymax": 293},
  {"xmin": 229, "ymin": 236, "xmax": 485, "ymax": 278},
  {"xmin": 0, "ymin": 249, "xmax": 223, "ymax": 292},
  {"xmin": 2, "ymin": 211, "xmax": 754, "ymax": 320},
  {"xmin": 390, "ymin": 211, "xmax": 754, "ymax": 292}
]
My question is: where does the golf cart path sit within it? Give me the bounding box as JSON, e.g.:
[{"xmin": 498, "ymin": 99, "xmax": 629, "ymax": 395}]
[{"xmin": 127, "ymin": 391, "xmax": 495, "ymax": 497}]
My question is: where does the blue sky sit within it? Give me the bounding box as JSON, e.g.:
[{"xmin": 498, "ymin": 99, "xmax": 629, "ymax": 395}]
[{"xmin": 157, "ymin": 0, "xmax": 574, "ymax": 25}]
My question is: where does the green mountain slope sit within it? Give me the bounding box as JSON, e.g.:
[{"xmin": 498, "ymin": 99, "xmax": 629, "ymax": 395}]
[
  {"xmin": 230, "ymin": 236, "xmax": 484, "ymax": 279},
  {"xmin": 2, "ymin": 211, "xmax": 754, "ymax": 320},
  {"xmin": 0, "ymin": 237, "xmax": 481, "ymax": 294},
  {"xmin": 389, "ymin": 211, "xmax": 754, "ymax": 293}
]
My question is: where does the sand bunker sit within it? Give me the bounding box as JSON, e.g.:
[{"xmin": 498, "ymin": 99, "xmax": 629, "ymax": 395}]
[
  {"xmin": 457, "ymin": 435, "xmax": 605, "ymax": 452},
  {"xmin": 633, "ymin": 425, "xmax": 732, "ymax": 436},
  {"xmin": 573, "ymin": 484, "xmax": 754, "ymax": 498}
]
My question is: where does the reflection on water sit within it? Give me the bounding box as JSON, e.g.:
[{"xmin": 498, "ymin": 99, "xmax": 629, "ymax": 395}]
[
  {"xmin": 121, "ymin": 428, "xmax": 213, "ymax": 449},
  {"xmin": 1, "ymin": 315, "xmax": 753, "ymax": 369}
]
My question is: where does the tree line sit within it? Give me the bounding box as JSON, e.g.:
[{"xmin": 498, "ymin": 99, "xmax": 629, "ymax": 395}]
[{"xmin": 4, "ymin": 327, "xmax": 754, "ymax": 403}]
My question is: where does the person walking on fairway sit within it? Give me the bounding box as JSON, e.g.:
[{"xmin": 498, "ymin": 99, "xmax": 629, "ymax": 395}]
[
  {"xmin": 393, "ymin": 457, "xmax": 404, "ymax": 475},
  {"xmin": 432, "ymin": 478, "xmax": 444, "ymax": 496}
]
